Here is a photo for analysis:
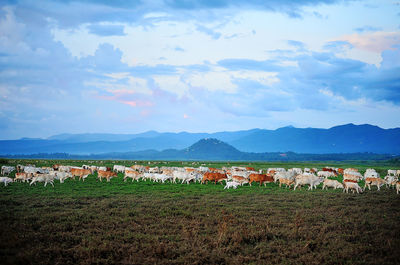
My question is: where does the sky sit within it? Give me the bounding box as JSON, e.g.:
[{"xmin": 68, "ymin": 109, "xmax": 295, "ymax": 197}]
[{"xmin": 0, "ymin": 0, "xmax": 399, "ymax": 139}]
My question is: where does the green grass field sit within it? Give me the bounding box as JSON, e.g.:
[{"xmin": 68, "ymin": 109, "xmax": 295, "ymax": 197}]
[{"xmin": 1, "ymin": 159, "xmax": 400, "ymax": 264}]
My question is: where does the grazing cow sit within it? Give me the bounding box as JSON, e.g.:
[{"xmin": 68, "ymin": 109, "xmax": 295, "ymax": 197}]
[
  {"xmin": 343, "ymin": 172, "xmax": 362, "ymax": 181},
  {"xmin": 58, "ymin": 166, "xmax": 71, "ymax": 172},
  {"xmin": 0, "ymin": 177, "xmax": 13, "ymax": 186},
  {"xmin": 113, "ymin": 165, "xmax": 126, "ymax": 173},
  {"xmin": 317, "ymin": 171, "xmax": 336, "ymax": 178},
  {"xmin": 70, "ymin": 168, "xmax": 91, "ymax": 181},
  {"xmin": 248, "ymin": 174, "xmax": 274, "ymax": 186},
  {"xmin": 288, "ymin": 168, "xmax": 302, "ymax": 175},
  {"xmin": 322, "ymin": 179, "xmax": 344, "ymax": 190},
  {"xmin": 53, "ymin": 171, "xmax": 72, "ymax": 183},
  {"xmin": 16, "ymin": 164, "xmax": 25, "ymax": 173},
  {"xmin": 364, "ymin": 169, "xmax": 379, "ymax": 179},
  {"xmin": 98, "ymin": 166, "xmax": 107, "ymax": 171},
  {"xmin": 153, "ymin": 174, "xmax": 173, "ymax": 183},
  {"xmin": 30, "ymin": 174, "xmax": 54, "ymax": 187},
  {"xmin": 384, "ymin": 175, "xmax": 397, "ymax": 188},
  {"xmin": 98, "ymin": 170, "xmax": 117, "ymax": 182},
  {"xmin": 224, "ymin": 181, "xmax": 241, "ymax": 189},
  {"xmin": 124, "ymin": 168, "xmax": 141, "ymax": 182},
  {"xmin": 232, "ymin": 175, "xmax": 249, "ymax": 186},
  {"xmin": 1, "ymin": 166, "xmax": 15, "ymax": 176},
  {"xmin": 364, "ymin": 177, "xmax": 385, "ymax": 191},
  {"xmin": 201, "ymin": 172, "xmax": 227, "ymax": 184},
  {"xmin": 337, "ymin": 168, "xmax": 344, "ymax": 175},
  {"xmin": 14, "ymin": 172, "xmax": 31, "ymax": 183},
  {"xmin": 343, "ymin": 181, "xmax": 363, "ymax": 194},
  {"xmin": 274, "ymin": 171, "xmax": 296, "ymax": 183},
  {"xmin": 294, "ymin": 174, "xmax": 323, "ymax": 190},
  {"xmin": 279, "ymin": 178, "xmax": 294, "ymax": 188}
]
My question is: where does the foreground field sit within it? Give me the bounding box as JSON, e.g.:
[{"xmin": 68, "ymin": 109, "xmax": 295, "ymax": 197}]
[{"xmin": 1, "ymin": 168, "xmax": 400, "ymax": 264}]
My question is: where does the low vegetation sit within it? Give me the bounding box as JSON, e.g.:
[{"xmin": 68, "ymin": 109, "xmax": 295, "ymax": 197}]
[{"xmin": 1, "ymin": 159, "xmax": 400, "ymax": 264}]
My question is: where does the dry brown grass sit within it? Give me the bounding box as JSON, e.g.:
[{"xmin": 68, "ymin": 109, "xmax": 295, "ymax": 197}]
[{"xmin": 1, "ymin": 179, "xmax": 400, "ymax": 265}]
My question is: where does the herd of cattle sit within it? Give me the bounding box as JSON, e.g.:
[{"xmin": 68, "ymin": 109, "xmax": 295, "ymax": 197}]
[{"xmin": 1, "ymin": 164, "xmax": 400, "ymax": 194}]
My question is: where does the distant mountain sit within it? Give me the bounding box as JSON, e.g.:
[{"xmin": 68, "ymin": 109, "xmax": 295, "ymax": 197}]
[
  {"xmin": 1, "ymin": 124, "xmax": 399, "ymax": 155},
  {"xmin": 4, "ymin": 138, "xmax": 399, "ymax": 162},
  {"xmin": 230, "ymin": 124, "xmax": 400, "ymax": 154}
]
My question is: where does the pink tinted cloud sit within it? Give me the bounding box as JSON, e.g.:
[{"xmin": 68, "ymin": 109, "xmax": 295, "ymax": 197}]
[
  {"xmin": 339, "ymin": 31, "xmax": 400, "ymax": 53},
  {"xmin": 97, "ymin": 89, "xmax": 154, "ymax": 108}
]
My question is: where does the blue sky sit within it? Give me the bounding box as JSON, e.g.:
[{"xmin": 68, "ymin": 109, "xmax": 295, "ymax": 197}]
[{"xmin": 0, "ymin": 0, "xmax": 399, "ymax": 139}]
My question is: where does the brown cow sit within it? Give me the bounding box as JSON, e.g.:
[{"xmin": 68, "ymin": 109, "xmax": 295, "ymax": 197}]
[
  {"xmin": 232, "ymin": 175, "xmax": 249, "ymax": 185},
  {"xmin": 279, "ymin": 178, "xmax": 294, "ymax": 188},
  {"xmin": 248, "ymin": 173, "xmax": 274, "ymax": 186},
  {"xmin": 98, "ymin": 170, "xmax": 117, "ymax": 182},
  {"xmin": 15, "ymin": 172, "xmax": 31, "ymax": 182},
  {"xmin": 246, "ymin": 167, "xmax": 255, "ymax": 171},
  {"xmin": 343, "ymin": 179, "xmax": 358, "ymax": 184},
  {"xmin": 337, "ymin": 168, "xmax": 344, "ymax": 174},
  {"xmin": 70, "ymin": 168, "xmax": 91, "ymax": 181},
  {"xmin": 201, "ymin": 172, "xmax": 227, "ymax": 184}
]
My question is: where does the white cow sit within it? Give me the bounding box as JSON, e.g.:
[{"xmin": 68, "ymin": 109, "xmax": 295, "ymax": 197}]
[
  {"xmin": 322, "ymin": 179, "xmax": 344, "ymax": 190},
  {"xmin": 113, "ymin": 165, "xmax": 126, "ymax": 173},
  {"xmin": 387, "ymin": 169, "xmax": 397, "ymax": 176},
  {"xmin": 317, "ymin": 171, "xmax": 336, "ymax": 178},
  {"xmin": 343, "ymin": 181, "xmax": 363, "ymax": 194},
  {"xmin": 364, "ymin": 169, "xmax": 379, "ymax": 179},
  {"xmin": 0, "ymin": 177, "xmax": 13, "ymax": 186},
  {"xmin": 224, "ymin": 181, "xmax": 241, "ymax": 189},
  {"xmin": 1, "ymin": 166, "xmax": 15, "ymax": 176},
  {"xmin": 273, "ymin": 171, "xmax": 296, "ymax": 183},
  {"xmin": 288, "ymin": 168, "xmax": 302, "ymax": 175},
  {"xmin": 30, "ymin": 174, "xmax": 55, "ymax": 187},
  {"xmin": 294, "ymin": 174, "xmax": 323, "ymax": 190}
]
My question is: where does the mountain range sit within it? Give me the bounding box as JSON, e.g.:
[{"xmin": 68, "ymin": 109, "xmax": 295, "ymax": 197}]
[{"xmin": 1, "ymin": 123, "xmax": 400, "ymax": 156}]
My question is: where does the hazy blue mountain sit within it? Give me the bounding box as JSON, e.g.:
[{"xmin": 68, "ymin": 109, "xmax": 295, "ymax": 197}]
[
  {"xmin": 230, "ymin": 124, "xmax": 400, "ymax": 154},
  {"xmin": 1, "ymin": 124, "xmax": 399, "ymax": 155},
  {"xmin": 4, "ymin": 138, "xmax": 398, "ymax": 162}
]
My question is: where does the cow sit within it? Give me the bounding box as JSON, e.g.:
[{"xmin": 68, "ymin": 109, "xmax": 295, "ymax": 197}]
[
  {"xmin": 279, "ymin": 178, "xmax": 294, "ymax": 188},
  {"xmin": 14, "ymin": 172, "xmax": 31, "ymax": 183},
  {"xmin": 364, "ymin": 169, "xmax": 379, "ymax": 179},
  {"xmin": 58, "ymin": 166, "xmax": 71, "ymax": 172},
  {"xmin": 343, "ymin": 172, "xmax": 362, "ymax": 182},
  {"xmin": 224, "ymin": 181, "xmax": 241, "ymax": 189},
  {"xmin": 343, "ymin": 181, "xmax": 363, "ymax": 194},
  {"xmin": 273, "ymin": 171, "xmax": 296, "ymax": 183},
  {"xmin": 124, "ymin": 168, "xmax": 141, "ymax": 182},
  {"xmin": 53, "ymin": 171, "xmax": 72, "ymax": 183},
  {"xmin": 397, "ymin": 182, "xmax": 400, "ymax": 194},
  {"xmin": 30, "ymin": 174, "xmax": 54, "ymax": 187},
  {"xmin": 113, "ymin": 165, "xmax": 126, "ymax": 173},
  {"xmin": 201, "ymin": 172, "xmax": 227, "ymax": 184},
  {"xmin": 384, "ymin": 175, "xmax": 397, "ymax": 188},
  {"xmin": 98, "ymin": 170, "xmax": 117, "ymax": 182},
  {"xmin": 322, "ymin": 179, "xmax": 344, "ymax": 190},
  {"xmin": 0, "ymin": 177, "xmax": 13, "ymax": 186},
  {"xmin": 294, "ymin": 174, "xmax": 323, "ymax": 190},
  {"xmin": 232, "ymin": 175, "xmax": 249, "ymax": 186},
  {"xmin": 52, "ymin": 164, "xmax": 61, "ymax": 171},
  {"xmin": 1, "ymin": 166, "xmax": 15, "ymax": 176},
  {"xmin": 248, "ymin": 173, "xmax": 274, "ymax": 186},
  {"xmin": 364, "ymin": 177, "xmax": 385, "ymax": 191},
  {"xmin": 70, "ymin": 168, "xmax": 91, "ymax": 181},
  {"xmin": 317, "ymin": 171, "xmax": 337, "ymax": 178},
  {"xmin": 288, "ymin": 168, "xmax": 302, "ymax": 175}
]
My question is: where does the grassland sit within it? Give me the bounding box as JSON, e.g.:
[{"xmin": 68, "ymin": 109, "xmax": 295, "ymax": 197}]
[{"xmin": 1, "ymin": 159, "xmax": 400, "ymax": 264}]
